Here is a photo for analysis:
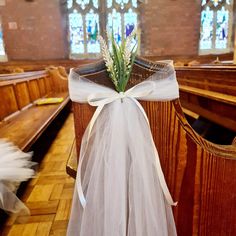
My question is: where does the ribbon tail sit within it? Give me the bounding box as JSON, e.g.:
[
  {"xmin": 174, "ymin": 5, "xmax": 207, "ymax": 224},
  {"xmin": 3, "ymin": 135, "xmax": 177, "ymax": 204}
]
[
  {"xmin": 152, "ymin": 141, "xmax": 177, "ymax": 206},
  {"xmin": 130, "ymin": 98, "xmax": 150, "ymax": 125},
  {"xmin": 76, "ymin": 161, "xmax": 86, "ymax": 208},
  {"xmin": 77, "ymin": 105, "xmax": 105, "ymax": 208},
  {"xmin": 130, "ymin": 98, "xmax": 177, "ymax": 206}
]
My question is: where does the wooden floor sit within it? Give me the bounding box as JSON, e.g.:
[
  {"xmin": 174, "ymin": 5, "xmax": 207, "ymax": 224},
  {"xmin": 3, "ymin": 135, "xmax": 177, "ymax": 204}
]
[{"xmin": 1, "ymin": 113, "xmax": 75, "ymax": 236}]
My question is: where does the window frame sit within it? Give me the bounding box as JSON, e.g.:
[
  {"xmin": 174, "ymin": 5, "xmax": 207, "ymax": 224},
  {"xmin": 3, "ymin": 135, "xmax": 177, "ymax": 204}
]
[
  {"xmin": 0, "ymin": 17, "xmax": 7, "ymax": 62},
  {"xmin": 67, "ymin": 0, "xmax": 140, "ymax": 59},
  {"xmin": 199, "ymin": 0, "xmax": 234, "ymax": 55}
]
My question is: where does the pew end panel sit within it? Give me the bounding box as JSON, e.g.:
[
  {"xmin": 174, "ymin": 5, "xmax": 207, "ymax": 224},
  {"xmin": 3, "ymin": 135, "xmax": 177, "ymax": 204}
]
[{"xmin": 68, "ymin": 57, "xmax": 236, "ymax": 236}]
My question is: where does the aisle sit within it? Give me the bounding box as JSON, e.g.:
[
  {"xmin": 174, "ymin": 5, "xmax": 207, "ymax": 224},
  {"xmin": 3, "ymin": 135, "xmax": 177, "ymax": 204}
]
[{"xmin": 2, "ymin": 114, "xmax": 75, "ymax": 236}]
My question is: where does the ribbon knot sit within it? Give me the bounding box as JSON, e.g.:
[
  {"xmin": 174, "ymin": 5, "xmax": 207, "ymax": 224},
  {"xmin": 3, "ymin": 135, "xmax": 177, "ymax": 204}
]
[
  {"xmin": 119, "ymin": 92, "xmax": 125, "ymax": 97},
  {"xmin": 87, "ymin": 81, "xmax": 155, "ymax": 108},
  {"xmin": 119, "ymin": 92, "xmax": 126, "ymax": 100}
]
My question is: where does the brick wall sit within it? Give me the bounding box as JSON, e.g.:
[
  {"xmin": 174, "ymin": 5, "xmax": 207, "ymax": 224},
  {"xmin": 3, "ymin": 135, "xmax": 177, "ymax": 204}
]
[
  {"xmin": 0, "ymin": 0, "xmax": 202, "ymax": 60},
  {"xmin": 0, "ymin": 0, "xmax": 68, "ymax": 60},
  {"xmin": 140, "ymin": 0, "xmax": 202, "ymax": 56}
]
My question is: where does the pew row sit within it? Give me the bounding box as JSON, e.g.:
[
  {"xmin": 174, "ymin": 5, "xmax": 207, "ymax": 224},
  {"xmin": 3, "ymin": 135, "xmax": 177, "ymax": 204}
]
[
  {"xmin": 0, "ymin": 70, "xmax": 69, "ymax": 151},
  {"xmin": 66, "ymin": 57, "xmax": 236, "ymax": 236},
  {"xmin": 0, "ymin": 59, "xmax": 93, "ymax": 73},
  {"xmin": 148, "ymin": 52, "xmax": 234, "ymax": 66},
  {"xmin": 176, "ymin": 66, "xmax": 236, "ymax": 132},
  {"xmin": 0, "ymin": 52, "xmax": 233, "ymax": 73}
]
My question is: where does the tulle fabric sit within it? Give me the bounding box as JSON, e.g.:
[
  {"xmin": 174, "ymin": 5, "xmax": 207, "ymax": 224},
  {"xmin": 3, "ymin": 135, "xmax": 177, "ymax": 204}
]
[
  {"xmin": 67, "ymin": 64, "xmax": 179, "ymax": 236},
  {"xmin": 0, "ymin": 140, "xmax": 35, "ymax": 214}
]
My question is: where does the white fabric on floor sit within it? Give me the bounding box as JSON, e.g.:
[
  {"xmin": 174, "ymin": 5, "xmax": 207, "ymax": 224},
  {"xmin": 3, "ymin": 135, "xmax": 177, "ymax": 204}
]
[{"xmin": 0, "ymin": 140, "xmax": 35, "ymax": 214}]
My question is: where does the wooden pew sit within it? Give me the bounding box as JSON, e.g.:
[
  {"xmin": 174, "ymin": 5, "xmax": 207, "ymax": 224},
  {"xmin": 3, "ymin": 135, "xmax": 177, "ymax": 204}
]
[
  {"xmin": 0, "ymin": 59, "xmax": 93, "ymax": 73},
  {"xmin": 147, "ymin": 52, "xmax": 234, "ymax": 66},
  {"xmin": 66, "ymin": 57, "xmax": 236, "ymax": 236},
  {"xmin": 0, "ymin": 69, "xmax": 70, "ymax": 225},
  {"xmin": 0, "ymin": 52, "xmax": 233, "ymax": 74},
  {"xmin": 0, "ymin": 70, "xmax": 69, "ymax": 151},
  {"xmin": 176, "ymin": 66, "xmax": 236, "ymax": 132}
]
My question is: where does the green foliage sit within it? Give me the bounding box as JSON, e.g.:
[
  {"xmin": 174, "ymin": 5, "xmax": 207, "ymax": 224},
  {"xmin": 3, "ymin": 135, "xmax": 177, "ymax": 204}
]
[{"xmin": 99, "ymin": 29, "xmax": 138, "ymax": 92}]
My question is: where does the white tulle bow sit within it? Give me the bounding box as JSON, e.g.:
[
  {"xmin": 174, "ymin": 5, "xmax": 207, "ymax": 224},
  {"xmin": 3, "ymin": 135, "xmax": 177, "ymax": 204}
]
[{"xmin": 69, "ymin": 70, "xmax": 179, "ymax": 209}]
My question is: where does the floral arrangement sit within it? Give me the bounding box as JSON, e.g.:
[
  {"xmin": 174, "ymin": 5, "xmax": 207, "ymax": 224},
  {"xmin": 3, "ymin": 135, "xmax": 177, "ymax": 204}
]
[{"xmin": 98, "ymin": 29, "xmax": 138, "ymax": 92}]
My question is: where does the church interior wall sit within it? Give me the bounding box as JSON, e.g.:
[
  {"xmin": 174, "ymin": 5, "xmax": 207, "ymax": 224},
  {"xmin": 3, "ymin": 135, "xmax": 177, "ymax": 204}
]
[
  {"xmin": 140, "ymin": 0, "xmax": 202, "ymax": 56},
  {"xmin": 0, "ymin": 0, "xmax": 232, "ymax": 60},
  {"xmin": 0, "ymin": 0, "xmax": 68, "ymax": 60}
]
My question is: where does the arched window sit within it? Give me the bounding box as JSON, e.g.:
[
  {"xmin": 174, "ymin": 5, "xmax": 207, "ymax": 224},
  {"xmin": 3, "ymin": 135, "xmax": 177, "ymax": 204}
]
[
  {"xmin": 0, "ymin": 18, "xmax": 7, "ymax": 61},
  {"xmin": 67, "ymin": 0, "xmax": 139, "ymax": 58},
  {"xmin": 199, "ymin": 0, "xmax": 234, "ymax": 54}
]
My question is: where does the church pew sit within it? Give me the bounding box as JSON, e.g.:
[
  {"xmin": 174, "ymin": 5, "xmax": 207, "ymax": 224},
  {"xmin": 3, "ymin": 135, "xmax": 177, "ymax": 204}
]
[
  {"xmin": 66, "ymin": 57, "xmax": 236, "ymax": 236},
  {"xmin": 0, "ymin": 59, "xmax": 93, "ymax": 73},
  {"xmin": 0, "ymin": 52, "xmax": 233, "ymax": 74},
  {"xmin": 176, "ymin": 66, "xmax": 236, "ymax": 132},
  {"xmin": 148, "ymin": 52, "xmax": 234, "ymax": 66},
  {"xmin": 0, "ymin": 70, "xmax": 69, "ymax": 151},
  {"xmin": 0, "ymin": 69, "xmax": 70, "ymax": 223}
]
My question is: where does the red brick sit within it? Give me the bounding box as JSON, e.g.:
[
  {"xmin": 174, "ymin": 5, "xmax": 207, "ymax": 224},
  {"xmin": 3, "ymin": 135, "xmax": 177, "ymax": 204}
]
[{"xmin": 0, "ymin": 0, "xmax": 202, "ymax": 60}]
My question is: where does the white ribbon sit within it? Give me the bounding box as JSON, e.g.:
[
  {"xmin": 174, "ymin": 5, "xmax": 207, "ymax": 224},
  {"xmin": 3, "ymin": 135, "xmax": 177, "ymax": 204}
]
[{"xmin": 75, "ymin": 81, "xmax": 177, "ymax": 208}]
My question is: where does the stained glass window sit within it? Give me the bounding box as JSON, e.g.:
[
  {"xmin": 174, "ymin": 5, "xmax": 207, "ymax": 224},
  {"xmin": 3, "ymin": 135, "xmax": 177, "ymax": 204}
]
[
  {"xmin": 86, "ymin": 9, "xmax": 100, "ymax": 53},
  {"xmin": 107, "ymin": 0, "xmax": 138, "ymax": 45},
  {"xmin": 107, "ymin": 9, "xmax": 122, "ymax": 44},
  {"xmin": 124, "ymin": 9, "xmax": 137, "ymax": 37},
  {"xmin": 0, "ymin": 19, "xmax": 6, "ymax": 60},
  {"xmin": 67, "ymin": 0, "xmax": 73, "ymax": 9},
  {"xmin": 200, "ymin": 7, "xmax": 214, "ymax": 50},
  {"xmin": 215, "ymin": 6, "xmax": 229, "ymax": 49},
  {"xmin": 67, "ymin": 0, "xmax": 139, "ymax": 58},
  {"xmin": 69, "ymin": 10, "xmax": 84, "ymax": 54},
  {"xmin": 199, "ymin": 0, "xmax": 233, "ymax": 54}
]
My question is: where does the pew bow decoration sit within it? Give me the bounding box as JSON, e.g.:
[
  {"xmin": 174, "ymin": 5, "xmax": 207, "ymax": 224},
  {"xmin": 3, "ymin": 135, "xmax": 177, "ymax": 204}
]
[
  {"xmin": 69, "ymin": 73, "xmax": 179, "ymax": 208},
  {"xmin": 67, "ymin": 30, "xmax": 179, "ymax": 235}
]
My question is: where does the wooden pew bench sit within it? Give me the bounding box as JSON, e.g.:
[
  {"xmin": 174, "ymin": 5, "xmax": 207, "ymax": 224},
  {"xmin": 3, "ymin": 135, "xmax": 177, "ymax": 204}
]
[
  {"xmin": 0, "ymin": 70, "xmax": 70, "ymax": 225},
  {"xmin": 66, "ymin": 57, "xmax": 236, "ymax": 236},
  {"xmin": 0, "ymin": 70, "xmax": 69, "ymax": 151},
  {"xmin": 176, "ymin": 66, "xmax": 236, "ymax": 133}
]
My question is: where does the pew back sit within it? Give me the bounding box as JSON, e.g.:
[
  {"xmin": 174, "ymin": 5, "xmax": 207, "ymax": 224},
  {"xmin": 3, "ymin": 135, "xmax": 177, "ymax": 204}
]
[
  {"xmin": 176, "ymin": 66, "xmax": 236, "ymax": 132},
  {"xmin": 71, "ymin": 57, "xmax": 236, "ymax": 236},
  {"xmin": 0, "ymin": 70, "xmax": 69, "ymax": 151}
]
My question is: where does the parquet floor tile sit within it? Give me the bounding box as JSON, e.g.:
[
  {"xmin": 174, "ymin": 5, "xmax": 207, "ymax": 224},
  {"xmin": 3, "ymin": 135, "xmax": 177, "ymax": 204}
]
[{"xmin": 1, "ymin": 113, "xmax": 75, "ymax": 236}]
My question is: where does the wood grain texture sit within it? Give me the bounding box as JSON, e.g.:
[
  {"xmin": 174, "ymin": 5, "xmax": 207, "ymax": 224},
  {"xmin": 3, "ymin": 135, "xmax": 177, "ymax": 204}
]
[
  {"xmin": 28, "ymin": 79, "xmax": 41, "ymax": 102},
  {"xmin": 0, "ymin": 92, "xmax": 69, "ymax": 151},
  {"xmin": 69, "ymin": 57, "xmax": 236, "ymax": 236},
  {"xmin": 176, "ymin": 67, "xmax": 236, "ymax": 131},
  {"xmin": 1, "ymin": 114, "xmax": 75, "ymax": 236},
  {"xmin": 38, "ymin": 77, "xmax": 47, "ymax": 97},
  {"xmin": 176, "ymin": 67, "xmax": 236, "ymax": 96},
  {"xmin": 0, "ymin": 70, "xmax": 70, "ymax": 151},
  {"xmin": 0, "ymin": 85, "xmax": 18, "ymax": 120},
  {"xmin": 14, "ymin": 82, "xmax": 31, "ymax": 110},
  {"xmin": 44, "ymin": 76, "xmax": 53, "ymax": 94}
]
